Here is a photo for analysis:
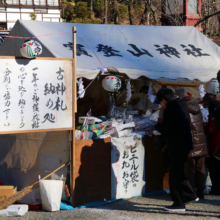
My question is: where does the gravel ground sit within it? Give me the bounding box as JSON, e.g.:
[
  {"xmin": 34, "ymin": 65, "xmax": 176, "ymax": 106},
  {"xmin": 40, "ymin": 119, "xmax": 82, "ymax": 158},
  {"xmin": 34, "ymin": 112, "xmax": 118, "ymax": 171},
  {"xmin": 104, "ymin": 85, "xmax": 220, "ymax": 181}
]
[{"xmin": 2, "ymin": 194, "xmax": 220, "ymax": 220}]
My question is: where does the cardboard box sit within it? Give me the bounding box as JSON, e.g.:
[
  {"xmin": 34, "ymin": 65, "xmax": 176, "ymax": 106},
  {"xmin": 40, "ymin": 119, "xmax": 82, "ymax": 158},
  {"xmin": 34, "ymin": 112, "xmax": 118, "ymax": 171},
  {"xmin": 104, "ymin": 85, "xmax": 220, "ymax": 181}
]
[
  {"xmin": 17, "ymin": 188, "xmax": 42, "ymax": 210},
  {"xmin": 0, "ymin": 186, "xmax": 17, "ymax": 199}
]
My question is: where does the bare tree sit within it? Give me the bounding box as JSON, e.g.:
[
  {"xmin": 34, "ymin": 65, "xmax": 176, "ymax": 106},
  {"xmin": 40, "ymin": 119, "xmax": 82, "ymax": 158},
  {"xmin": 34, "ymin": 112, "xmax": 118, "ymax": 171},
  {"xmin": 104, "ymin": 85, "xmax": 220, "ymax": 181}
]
[
  {"xmin": 113, "ymin": 0, "xmax": 119, "ymax": 24},
  {"xmin": 195, "ymin": 10, "xmax": 220, "ymax": 27},
  {"xmin": 103, "ymin": 0, "xmax": 108, "ymax": 24},
  {"xmin": 150, "ymin": 1, "xmax": 159, "ymax": 25},
  {"xmin": 161, "ymin": 0, "xmax": 185, "ymax": 26},
  {"xmin": 139, "ymin": 0, "xmax": 159, "ymax": 25},
  {"xmin": 90, "ymin": 0, "xmax": 94, "ymax": 19},
  {"xmin": 128, "ymin": 0, "xmax": 135, "ymax": 25},
  {"xmin": 139, "ymin": 0, "xmax": 151, "ymax": 25}
]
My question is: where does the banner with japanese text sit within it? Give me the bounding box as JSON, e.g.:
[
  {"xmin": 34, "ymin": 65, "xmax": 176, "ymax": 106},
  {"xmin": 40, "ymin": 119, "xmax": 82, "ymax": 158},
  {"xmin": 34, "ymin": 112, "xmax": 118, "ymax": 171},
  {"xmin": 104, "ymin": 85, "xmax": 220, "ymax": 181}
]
[
  {"xmin": 111, "ymin": 135, "xmax": 145, "ymax": 199},
  {"xmin": 2, "ymin": 21, "xmax": 220, "ymax": 82},
  {"xmin": 0, "ymin": 58, "xmax": 73, "ymax": 133}
]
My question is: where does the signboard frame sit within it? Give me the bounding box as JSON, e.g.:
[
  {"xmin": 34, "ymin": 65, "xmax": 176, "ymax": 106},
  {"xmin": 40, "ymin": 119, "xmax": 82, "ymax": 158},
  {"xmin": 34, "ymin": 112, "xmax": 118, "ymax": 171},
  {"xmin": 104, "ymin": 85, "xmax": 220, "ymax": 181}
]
[{"xmin": 0, "ymin": 56, "xmax": 75, "ymax": 135}]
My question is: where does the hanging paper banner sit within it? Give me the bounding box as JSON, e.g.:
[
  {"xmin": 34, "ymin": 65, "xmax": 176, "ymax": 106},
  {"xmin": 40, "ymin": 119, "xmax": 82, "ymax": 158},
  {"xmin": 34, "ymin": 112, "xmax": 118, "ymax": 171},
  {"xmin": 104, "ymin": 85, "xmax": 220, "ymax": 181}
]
[{"xmin": 111, "ymin": 135, "xmax": 145, "ymax": 200}]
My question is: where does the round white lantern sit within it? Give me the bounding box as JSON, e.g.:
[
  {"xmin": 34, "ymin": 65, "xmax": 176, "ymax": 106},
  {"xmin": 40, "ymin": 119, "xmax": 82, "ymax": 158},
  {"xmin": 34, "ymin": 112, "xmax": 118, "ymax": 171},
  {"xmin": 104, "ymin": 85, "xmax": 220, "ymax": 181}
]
[
  {"xmin": 102, "ymin": 76, "xmax": 121, "ymax": 92},
  {"xmin": 20, "ymin": 39, "xmax": 42, "ymax": 59},
  {"xmin": 206, "ymin": 79, "xmax": 220, "ymax": 94}
]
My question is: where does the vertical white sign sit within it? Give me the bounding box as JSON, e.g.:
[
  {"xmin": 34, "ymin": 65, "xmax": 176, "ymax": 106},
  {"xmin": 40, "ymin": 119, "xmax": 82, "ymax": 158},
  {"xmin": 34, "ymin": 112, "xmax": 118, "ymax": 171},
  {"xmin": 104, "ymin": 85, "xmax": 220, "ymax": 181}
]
[{"xmin": 111, "ymin": 135, "xmax": 145, "ymax": 199}]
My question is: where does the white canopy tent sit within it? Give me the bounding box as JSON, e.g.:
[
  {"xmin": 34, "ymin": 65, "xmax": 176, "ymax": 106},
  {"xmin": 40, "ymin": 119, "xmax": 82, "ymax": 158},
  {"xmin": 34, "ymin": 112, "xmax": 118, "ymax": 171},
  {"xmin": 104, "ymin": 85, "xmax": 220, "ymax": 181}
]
[
  {"xmin": 0, "ymin": 20, "xmax": 218, "ymax": 200},
  {"xmin": 0, "ymin": 20, "xmax": 219, "ymax": 82}
]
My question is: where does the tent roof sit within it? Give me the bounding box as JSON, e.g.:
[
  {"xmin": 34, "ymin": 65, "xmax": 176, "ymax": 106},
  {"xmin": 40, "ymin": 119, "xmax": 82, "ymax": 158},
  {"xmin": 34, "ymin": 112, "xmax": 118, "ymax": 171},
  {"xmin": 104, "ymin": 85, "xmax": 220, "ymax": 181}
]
[{"xmin": 0, "ymin": 20, "xmax": 219, "ymax": 82}]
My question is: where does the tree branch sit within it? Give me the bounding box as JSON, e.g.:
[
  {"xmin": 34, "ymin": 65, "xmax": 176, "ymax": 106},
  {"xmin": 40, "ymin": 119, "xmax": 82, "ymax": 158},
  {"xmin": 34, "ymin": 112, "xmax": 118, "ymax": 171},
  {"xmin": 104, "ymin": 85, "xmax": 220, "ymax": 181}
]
[{"xmin": 194, "ymin": 10, "xmax": 220, "ymax": 27}]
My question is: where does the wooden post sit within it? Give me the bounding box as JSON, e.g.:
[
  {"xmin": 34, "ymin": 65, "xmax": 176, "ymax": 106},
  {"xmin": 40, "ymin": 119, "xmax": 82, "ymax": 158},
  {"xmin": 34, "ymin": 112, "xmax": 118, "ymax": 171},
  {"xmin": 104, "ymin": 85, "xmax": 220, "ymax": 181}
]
[{"xmin": 71, "ymin": 26, "xmax": 77, "ymax": 207}]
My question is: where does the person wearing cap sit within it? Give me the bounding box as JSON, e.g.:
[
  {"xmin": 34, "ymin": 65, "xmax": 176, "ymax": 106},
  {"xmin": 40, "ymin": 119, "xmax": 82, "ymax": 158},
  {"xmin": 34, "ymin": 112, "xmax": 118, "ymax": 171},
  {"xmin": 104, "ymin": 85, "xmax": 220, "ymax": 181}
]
[
  {"xmin": 155, "ymin": 88, "xmax": 198, "ymax": 212},
  {"xmin": 177, "ymin": 88, "xmax": 208, "ymax": 200}
]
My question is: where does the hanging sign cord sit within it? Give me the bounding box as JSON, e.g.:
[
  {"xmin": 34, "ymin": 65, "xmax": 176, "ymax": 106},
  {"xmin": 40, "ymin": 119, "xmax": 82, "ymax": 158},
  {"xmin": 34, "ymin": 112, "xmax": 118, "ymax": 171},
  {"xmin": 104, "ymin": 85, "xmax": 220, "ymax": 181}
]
[
  {"xmin": 77, "ymin": 71, "xmax": 102, "ymax": 100},
  {"xmin": 2, "ymin": 30, "xmax": 106, "ymax": 98},
  {"xmin": 76, "ymin": 32, "xmax": 106, "ymax": 68}
]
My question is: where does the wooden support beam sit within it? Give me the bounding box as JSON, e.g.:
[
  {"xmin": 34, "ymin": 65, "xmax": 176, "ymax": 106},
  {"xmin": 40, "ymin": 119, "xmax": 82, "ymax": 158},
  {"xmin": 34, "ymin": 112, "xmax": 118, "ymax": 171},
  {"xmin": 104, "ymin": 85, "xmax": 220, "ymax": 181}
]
[
  {"xmin": 157, "ymin": 81, "xmax": 197, "ymax": 88},
  {"xmin": 71, "ymin": 26, "xmax": 77, "ymax": 207}
]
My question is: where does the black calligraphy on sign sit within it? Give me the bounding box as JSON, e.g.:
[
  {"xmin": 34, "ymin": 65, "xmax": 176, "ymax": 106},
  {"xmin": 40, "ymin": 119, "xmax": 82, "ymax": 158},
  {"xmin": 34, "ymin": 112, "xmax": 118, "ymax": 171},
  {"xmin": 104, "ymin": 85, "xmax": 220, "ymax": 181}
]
[
  {"xmin": 155, "ymin": 44, "xmax": 180, "ymax": 58},
  {"xmin": 56, "ymin": 67, "xmax": 64, "ymax": 80},
  {"xmin": 122, "ymin": 150, "xmax": 130, "ymax": 193},
  {"xmin": 130, "ymin": 170, "xmax": 139, "ymax": 187},
  {"xmin": 43, "ymin": 67, "xmax": 68, "ymax": 124},
  {"xmin": 46, "ymin": 97, "xmax": 67, "ymax": 111},
  {"xmin": 129, "ymin": 145, "xmax": 139, "ymax": 187},
  {"xmin": 180, "ymin": 44, "xmax": 211, "ymax": 57},
  {"xmin": 3, "ymin": 68, "xmax": 12, "ymax": 127},
  {"xmin": 127, "ymin": 44, "xmax": 153, "ymax": 57},
  {"xmin": 42, "ymin": 113, "xmax": 55, "ymax": 123},
  {"xmin": 115, "ymin": 151, "xmax": 121, "ymax": 197},
  {"xmin": 18, "ymin": 68, "xmax": 28, "ymax": 128},
  {"xmin": 97, "ymin": 44, "xmax": 123, "ymax": 57},
  {"xmin": 44, "ymin": 82, "xmax": 66, "ymax": 96},
  {"xmin": 122, "ymin": 150, "xmax": 129, "ymax": 159},
  {"xmin": 122, "ymin": 161, "xmax": 130, "ymax": 169},
  {"xmin": 31, "ymin": 68, "xmax": 40, "ymax": 129}
]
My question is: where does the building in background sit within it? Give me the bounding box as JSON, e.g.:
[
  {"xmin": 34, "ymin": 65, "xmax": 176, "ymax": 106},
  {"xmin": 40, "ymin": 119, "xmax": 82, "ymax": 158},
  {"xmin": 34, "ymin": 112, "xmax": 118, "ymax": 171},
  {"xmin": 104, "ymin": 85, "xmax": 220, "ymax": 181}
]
[
  {"xmin": 0, "ymin": 0, "xmax": 62, "ymax": 30},
  {"xmin": 161, "ymin": 0, "xmax": 202, "ymax": 31}
]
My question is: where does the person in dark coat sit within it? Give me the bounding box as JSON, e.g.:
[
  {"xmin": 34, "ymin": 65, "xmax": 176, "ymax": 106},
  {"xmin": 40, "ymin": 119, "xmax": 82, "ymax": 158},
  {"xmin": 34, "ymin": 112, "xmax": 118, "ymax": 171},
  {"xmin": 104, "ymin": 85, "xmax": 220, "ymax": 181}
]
[
  {"xmin": 155, "ymin": 88, "xmax": 198, "ymax": 212},
  {"xmin": 182, "ymin": 95, "xmax": 208, "ymax": 199},
  {"xmin": 204, "ymin": 100, "xmax": 220, "ymax": 195}
]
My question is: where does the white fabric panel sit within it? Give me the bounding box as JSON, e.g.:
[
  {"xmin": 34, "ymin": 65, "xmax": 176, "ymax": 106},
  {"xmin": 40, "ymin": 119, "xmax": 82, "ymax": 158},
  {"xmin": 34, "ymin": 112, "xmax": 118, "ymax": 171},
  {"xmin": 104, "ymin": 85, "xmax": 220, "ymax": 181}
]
[
  {"xmin": 1, "ymin": 20, "xmax": 220, "ymax": 82},
  {"xmin": 47, "ymin": 0, "xmax": 58, "ymax": 6},
  {"xmin": 111, "ymin": 135, "xmax": 145, "ymax": 199},
  {"xmin": 20, "ymin": 0, "xmax": 32, "ymax": 5},
  {"xmin": 52, "ymin": 18, "xmax": 59, "ymax": 22},
  {"xmin": 188, "ymin": 0, "xmax": 197, "ymax": 14},
  {"xmin": 21, "ymin": 9, "xmax": 34, "ymax": 12},
  {"xmin": 34, "ymin": 0, "xmax": 46, "ymax": 5},
  {"xmin": 42, "ymin": 18, "xmax": 50, "ymax": 21},
  {"xmin": 7, "ymin": 22, "xmax": 15, "ymax": 30},
  {"xmin": 6, "ymin": 8, "xmax": 20, "ymax": 12},
  {"xmin": 48, "ymin": 9, "xmax": 60, "ymax": 14},
  {"xmin": 21, "ymin": 14, "xmax": 32, "ymax": 20},
  {"xmin": 0, "ymin": 131, "xmax": 70, "ymax": 190},
  {"xmin": 7, "ymin": 13, "xmax": 20, "ymax": 21},
  {"xmin": 36, "ymin": 14, "xmax": 42, "ymax": 21},
  {"xmin": 0, "ymin": 13, "xmax": 6, "ymax": 21},
  {"xmin": 43, "ymin": 14, "xmax": 60, "ymax": 18}
]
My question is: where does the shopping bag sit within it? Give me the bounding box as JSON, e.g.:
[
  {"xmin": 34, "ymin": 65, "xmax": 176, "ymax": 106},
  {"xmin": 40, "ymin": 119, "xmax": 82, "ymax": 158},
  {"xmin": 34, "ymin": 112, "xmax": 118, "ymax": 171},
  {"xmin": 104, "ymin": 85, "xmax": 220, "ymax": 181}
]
[{"xmin": 39, "ymin": 180, "xmax": 63, "ymax": 211}]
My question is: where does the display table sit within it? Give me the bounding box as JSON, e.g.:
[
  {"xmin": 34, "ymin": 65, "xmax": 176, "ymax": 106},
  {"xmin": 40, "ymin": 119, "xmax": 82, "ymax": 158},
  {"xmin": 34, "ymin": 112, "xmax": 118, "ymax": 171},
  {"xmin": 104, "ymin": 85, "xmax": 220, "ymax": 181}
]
[{"xmin": 74, "ymin": 136, "xmax": 169, "ymax": 207}]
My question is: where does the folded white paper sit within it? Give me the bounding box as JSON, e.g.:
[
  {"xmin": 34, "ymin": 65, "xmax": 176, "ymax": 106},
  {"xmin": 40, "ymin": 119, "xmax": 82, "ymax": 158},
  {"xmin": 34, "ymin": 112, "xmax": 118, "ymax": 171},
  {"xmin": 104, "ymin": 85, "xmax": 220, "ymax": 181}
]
[
  {"xmin": 111, "ymin": 129, "xmax": 132, "ymax": 138},
  {"xmin": 115, "ymin": 122, "xmax": 135, "ymax": 132},
  {"xmin": 0, "ymin": 205, "xmax": 28, "ymax": 217}
]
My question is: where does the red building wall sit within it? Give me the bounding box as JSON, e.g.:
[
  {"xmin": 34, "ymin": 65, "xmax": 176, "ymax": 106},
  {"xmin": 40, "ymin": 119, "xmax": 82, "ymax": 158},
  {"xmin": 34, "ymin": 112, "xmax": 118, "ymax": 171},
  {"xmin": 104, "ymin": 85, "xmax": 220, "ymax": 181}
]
[
  {"xmin": 185, "ymin": 0, "xmax": 202, "ymax": 31},
  {"xmin": 161, "ymin": 0, "xmax": 202, "ymax": 32}
]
